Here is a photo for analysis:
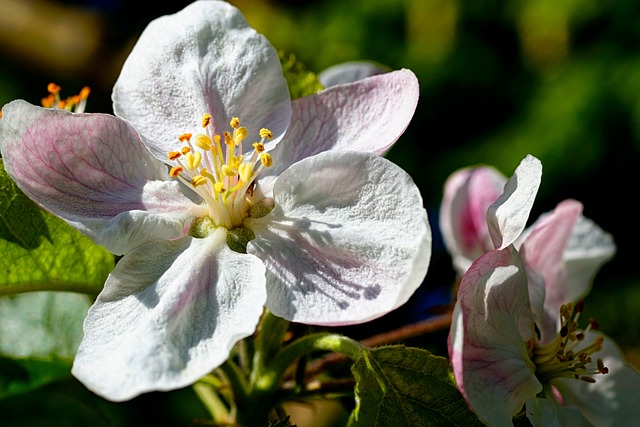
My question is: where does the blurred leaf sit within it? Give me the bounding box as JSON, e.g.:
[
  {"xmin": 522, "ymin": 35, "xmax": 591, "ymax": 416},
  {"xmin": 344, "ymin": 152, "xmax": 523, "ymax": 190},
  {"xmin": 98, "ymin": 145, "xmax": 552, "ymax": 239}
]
[
  {"xmin": 348, "ymin": 346, "xmax": 482, "ymax": 427},
  {"xmin": 0, "ymin": 385, "xmax": 111, "ymax": 427},
  {"xmin": 279, "ymin": 51, "xmax": 323, "ymax": 99},
  {"xmin": 0, "ymin": 160, "xmax": 114, "ymax": 296},
  {"xmin": 0, "ymin": 355, "xmax": 71, "ymax": 400},
  {"xmin": 0, "ymin": 292, "xmax": 91, "ymax": 359}
]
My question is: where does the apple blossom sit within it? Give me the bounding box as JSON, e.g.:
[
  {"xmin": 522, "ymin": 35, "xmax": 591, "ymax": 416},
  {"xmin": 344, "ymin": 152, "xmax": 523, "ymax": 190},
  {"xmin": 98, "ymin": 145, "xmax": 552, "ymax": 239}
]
[
  {"xmin": 447, "ymin": 157, "xmax": 637, "ymax": 426},
  {"xmin": 449, "ymin": 242, "xmax": 640, "ymax": 426},
  {"xmin": 0, "ymin": 0, "xmax": 430, "ymax": 401}
]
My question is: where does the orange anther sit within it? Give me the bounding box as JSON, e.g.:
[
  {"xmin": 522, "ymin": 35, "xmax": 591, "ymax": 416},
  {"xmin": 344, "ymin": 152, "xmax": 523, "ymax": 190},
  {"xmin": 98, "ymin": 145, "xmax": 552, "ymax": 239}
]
[
  {"xmin": 178, "ymin": 133, "xmax": 192, "ymax": 142},
  {"xmin": 47, "ymin": 83, "xmax": 61, "ymax": 94},
  {"xmin": 168, "ymin": 151, "xmax": 181, "ymax": 160},
  {"xmin": 79, "ymin": 86, "xmax": 91, "ymax": 99},
  {"xmin": 169, "ymin": 166, "xmax": 183, "ymax": 177},
  {"xmin": 181, "ymin": 147, "xmax": 191, "ymax": 155}
]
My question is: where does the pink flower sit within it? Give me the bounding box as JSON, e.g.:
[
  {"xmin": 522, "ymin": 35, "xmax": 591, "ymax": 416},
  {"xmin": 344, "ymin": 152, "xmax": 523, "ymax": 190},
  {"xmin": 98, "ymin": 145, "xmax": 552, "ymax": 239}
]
[{"xmin": 447, "ymin": 157, "xmax": 638, "ymax": 426}]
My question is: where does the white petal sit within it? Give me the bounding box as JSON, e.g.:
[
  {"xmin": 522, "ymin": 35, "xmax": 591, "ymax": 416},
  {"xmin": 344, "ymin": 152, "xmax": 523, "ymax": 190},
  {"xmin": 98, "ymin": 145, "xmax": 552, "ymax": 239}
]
[
  {"xmin": 113, "ymin": 1, "xmax": 291, "ymax": 160},
  {"xmin": 318, "ymin": 60, "xmax": 388, "ymax": 87},
  {"xmin": 487, "ymin": 154, "xmax": 542, "ymax": 249},
  {"xmin": 563, "ymin": 215, "xmax": 616, "ymax": 302},
  {"xmin": 72, "ymin": 229, "xmax": 267, "ymax": 401},
  {"xmin": 0, "ymin": 100, "xmax": 205, "ymax": 254},
  {"xmin": 266, "ymin": 69, "xmax": 420, "ymax": 176},
  {"xmin": 552, "ymin": 332, "xmax": 640, "ymax": 427},
  {"xmin": 247, "ymin": 151, "xmax": 431, "ymax": 326},
  {"xmin": 448, "ymin": 247, "xmax": 541, "ymax": 427}
]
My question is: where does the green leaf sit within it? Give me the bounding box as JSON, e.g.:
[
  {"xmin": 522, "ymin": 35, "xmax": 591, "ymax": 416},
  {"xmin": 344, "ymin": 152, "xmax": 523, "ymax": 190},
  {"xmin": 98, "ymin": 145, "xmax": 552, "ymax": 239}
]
[
  {"xmin": 0, "ymin": 160, "xmax": 114, "ymax": 296},
  {"xmin": 0, "ymin": 355, "xmax": 71, "ymax": 400},
  {"xmin": 279, "ymin": 51, "xmax": 324, "ymax": 99},
  {"xmin": 348, "ymin": 346, "xmax": 483, "ymax": 427},
  {"xmin": 0, "ymin": 292, "xmax": 91, "ymax": 358}
]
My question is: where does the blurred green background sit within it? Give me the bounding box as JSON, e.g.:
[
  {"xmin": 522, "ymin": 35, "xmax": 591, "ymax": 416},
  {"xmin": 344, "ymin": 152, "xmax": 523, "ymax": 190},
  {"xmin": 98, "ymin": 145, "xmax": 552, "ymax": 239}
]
[{"xmin": 1, "ymin": 0, "xmax": 639, "ymax": 425}]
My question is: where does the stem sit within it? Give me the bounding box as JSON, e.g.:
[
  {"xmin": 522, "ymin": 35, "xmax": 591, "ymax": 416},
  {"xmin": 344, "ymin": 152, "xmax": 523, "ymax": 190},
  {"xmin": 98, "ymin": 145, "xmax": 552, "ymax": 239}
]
[
  {"xmin": 193, "ymin": 381, "xmax": 233, "ymax": 425},
  {"xmin": 218, "ymin": 358, "xmax": 249, "ymax": 405}
]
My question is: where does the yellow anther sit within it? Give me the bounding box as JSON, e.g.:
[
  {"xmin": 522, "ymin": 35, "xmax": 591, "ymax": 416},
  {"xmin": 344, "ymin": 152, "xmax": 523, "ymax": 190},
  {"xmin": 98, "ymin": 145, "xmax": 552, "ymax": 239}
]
[
  {"xmin": 253, "ymin": 142, "xmax": 265, "ymax": 153},
  {"xmin": 194, "ymin": 133, "xmax": 212, "ymax": 151},
  {"xmin": 185, "ymin": 151, "xmax": 202, "ymax": 170},
  {"xmin": 169, "ymin": 166, "xmax": 183, "ymax": 177},
  {"xmin": 79, "ymin": 86, "xmax": 91, "ymax": 100},
  {"xmin": 47, "ymin": 83, "xmax": 61, "ymax": 94},
  {"xmin": 191, "ymin": 175, "xmax": 207, "ymax": 187},
  {"xmin": 168, "ymin": 151, "xmax": 181, "ymax": 160},
  {"xmin": 230, "ymin": 117, "xmax": 240, "ymax": 128},
  {"xmin": 202, "ymin": 113, "xmax": 212, "ymax": 128},
  {"xmin": 223, "ymin": 131, "xmax": 233, "ymax": 145},
  {"xmin": 221, "ymin": 164, "xmax": 236, "ymax": 177},
  {"xmin": 260, "ymin": 153, "xmax": 273, "ymax": 168},
  {"xmin": 214, "ymin": 182, "xmax": 226, "ymax": 193},
  {"xmin": 179, "ymin": 133, "xmax": 192, "ymax": 142},
  {"xmin": 234, "ymin": 126, "xmax": 248, "ymax": 144},
  {"xmin": 259, "ymin": 128, "xmax": 273, "ymax": 139}
]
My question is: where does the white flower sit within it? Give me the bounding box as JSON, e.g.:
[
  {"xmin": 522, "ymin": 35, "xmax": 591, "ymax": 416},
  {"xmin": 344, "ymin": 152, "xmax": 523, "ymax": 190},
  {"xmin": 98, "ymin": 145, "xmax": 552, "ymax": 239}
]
[{"xmin": 0, "ymin": 0, "xmax": 431, "ymax": 401}]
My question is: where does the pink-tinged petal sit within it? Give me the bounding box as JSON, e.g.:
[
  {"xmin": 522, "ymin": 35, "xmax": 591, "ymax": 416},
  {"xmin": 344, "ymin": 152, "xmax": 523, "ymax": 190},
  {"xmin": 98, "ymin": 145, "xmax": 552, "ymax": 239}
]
[
  {"xmin": 487, "ymin": 154, "xmax": 542, "ymax": 250},
  {"xmin": 72, "ymin": 228, "xmax": 267, "ymax": 401},
  {"xmin": 0, "ymin": 100, "xmax": 205, "ymax": 254},
  {"xmin": 266, "ymin": 69, "xmax": 419, "ymax": 176},
  {"xmin": 551, "ymin": 332, "xmax": 640, "ymax": 427},
  {"xmin": 113, "ymin": 0, "xmax": 291, "ymax": 160},
  {"xmin": 519, "ymin": 199, "xmax": 583, "ymax": 341},
  {"xmin": 563, "ymin": 215, "xmax": 616, "ymax": 303},
  {"xmin": 439, "ymin": 165, "xmax": 506, "ymax": 275},
  {"xmin": 448, "ymin": 246, "xmax": 541, "ymax": 426},
  {"xmin": 318, "ymin": 61, "xmax": 388, "ymax": 87},
  {"xmin": 246, "ymin": 151, "xmax": 431, "ymax": 326}
]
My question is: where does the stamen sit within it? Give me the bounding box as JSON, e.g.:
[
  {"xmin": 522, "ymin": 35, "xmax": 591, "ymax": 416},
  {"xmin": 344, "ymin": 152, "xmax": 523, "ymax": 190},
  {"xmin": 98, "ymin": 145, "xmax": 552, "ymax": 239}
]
[
  {"xmin": 167, "ymin": 114, "xmax": 276, "ymax": 230},
  {"xmin": 532, "ymin": 300, "xmax": 608, "ymax": 386}
]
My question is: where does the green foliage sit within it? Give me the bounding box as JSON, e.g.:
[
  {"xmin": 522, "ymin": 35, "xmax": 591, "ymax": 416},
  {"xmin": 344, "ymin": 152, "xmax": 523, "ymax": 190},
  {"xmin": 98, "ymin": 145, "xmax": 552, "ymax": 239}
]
[
  {"xmin": 349, "ymin": 346, "xmax": 483, "ymax": 427},
  {"xmin": 0, "ymin": 355, "xmax": 71, "ymax": 400},
  {"xmin": 0, "ymin": 292, "xmax": 91, "ymax": 359},
  {"xmin": 0, "ymin": 160, "xmax": 114, "ymax": 296},
  {"xmin": 278, "ymin": 51, "xmax": 324, "ymax": 100}
]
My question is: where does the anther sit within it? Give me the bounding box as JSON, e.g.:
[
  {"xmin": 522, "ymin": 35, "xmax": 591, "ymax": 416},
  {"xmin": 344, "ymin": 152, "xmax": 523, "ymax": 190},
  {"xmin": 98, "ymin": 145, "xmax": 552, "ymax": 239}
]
[
  {"xmin": 259, "ymin": 128, "xmax": 273, "ymax": 139},
  {"xmin": 260, "ymin": 153, "xmax": 273, "ymax": 168},
  {"xmin": 195, "ymin": 133, "xmax": 212, "ymax": 151},
  {"xmin": 230, "ymin": 117, "xmax": 240, "ymax": 128},
  {"xmin": 181, "ymin": 147, "xmax": 191, "ymax": 155},
  {"xmin": 168, "ymin": 151, "xmax": 182, "ymax": 160},
  {"xmin": 79, "ymin": 86, "xmax": 91, "ymax": 100},
  {"xmin": 47, "ymin": 83, "xmax": 61, "ymax": 94},
  {"xmin": 179, "ymin": 133, "xmax": 193, "ymax": 142},
  {"xmin": 202, "ymin": 113, "xmax": 212, "ymax": 128},
  {"xmin": 253, "ymin": 142, "xmax": 265, "ymax": 153},
  {"xmin": 191, "ymin": 175, "xmax": 207, "ymax": 187},
  {"xmin": 169, "ymin": 166, "xmax": 183, "ymax": 177},
  {"xmin": 185, "ymin": 152, "xmax": 202, "ymax": 170}
]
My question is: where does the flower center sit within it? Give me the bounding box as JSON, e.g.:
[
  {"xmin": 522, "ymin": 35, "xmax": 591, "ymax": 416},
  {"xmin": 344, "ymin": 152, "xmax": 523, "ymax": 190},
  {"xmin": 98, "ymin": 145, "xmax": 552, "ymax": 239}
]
[
  {"xmin": 530, "ymin": 300, "xmax": 608, "ymax": 385},
  {"xmin": 167, "ymin": 114, "xmax": 274, "ymax": 230}
]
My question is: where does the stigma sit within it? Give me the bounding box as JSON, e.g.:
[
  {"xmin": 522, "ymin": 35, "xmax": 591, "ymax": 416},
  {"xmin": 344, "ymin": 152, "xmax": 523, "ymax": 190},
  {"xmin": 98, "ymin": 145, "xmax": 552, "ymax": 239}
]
[
  {"xmin": 168, "ymin": 114, "xmax": 274, "ymax": 230},
  {"xmin": 530, "ymin": 300, "xmax": 608, "ymax": 385}
]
